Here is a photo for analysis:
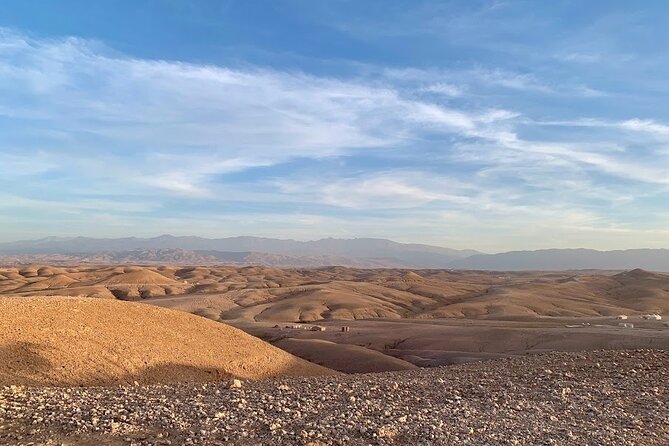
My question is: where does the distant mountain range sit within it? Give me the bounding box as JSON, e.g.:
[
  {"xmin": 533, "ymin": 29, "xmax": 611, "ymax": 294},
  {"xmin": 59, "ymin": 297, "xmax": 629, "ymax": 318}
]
[
  {"xmin": 0, "ymin": 236, "xmax": 668, "ymax": 271},
  {"xmin": 0, "ymin": 236, "xmax": 477, "ymax": 268},
  {"xmin": 450, "ymin": 248, "xmax": 669, "ymax": 272}
]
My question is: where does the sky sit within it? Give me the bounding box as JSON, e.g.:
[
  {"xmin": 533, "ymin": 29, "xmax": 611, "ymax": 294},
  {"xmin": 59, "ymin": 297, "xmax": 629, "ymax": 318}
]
[{"xmin": 1, "ymin": 0, "xmax": 668, "ymax": 252}]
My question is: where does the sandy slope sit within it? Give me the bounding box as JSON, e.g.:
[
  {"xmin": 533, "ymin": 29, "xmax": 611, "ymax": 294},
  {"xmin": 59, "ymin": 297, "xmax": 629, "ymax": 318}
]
[
  {"xmin": 238, "ymin": 316, "xmax": 669, "ymax": 368},
  {"xmin": 2, "ymin": 265, "xmax": 668, "ymax": 321},
  {"xmin": 2, "ymin": 265, "xmax": 668, "ymax": 374},
  {"xmin": 274, "ymin": 338, "xmax": 418, "ymax": 373},
  {"xmin": 0, "ymin": 297, "xmax": 334, "ymax": 387}
]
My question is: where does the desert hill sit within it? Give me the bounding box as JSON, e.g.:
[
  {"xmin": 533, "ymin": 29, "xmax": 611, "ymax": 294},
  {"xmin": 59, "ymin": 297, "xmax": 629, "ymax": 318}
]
[
  {"xmin": 1, "ymin": 266, "xmax": 668, "ymax": 374},
  {"xmin": 1, "ymin": 265, "xmax": 667, "ymax": 321},
  {"xmin": 0, "ymin": 297, "xmax": 334, "ymax": 387}
]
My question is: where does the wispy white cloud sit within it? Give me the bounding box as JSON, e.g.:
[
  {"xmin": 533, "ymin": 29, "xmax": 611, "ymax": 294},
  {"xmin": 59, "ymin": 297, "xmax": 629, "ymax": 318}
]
[
  {"xmin": 556, "ymin": 52, "xmax": 603, "ymax": 63},
  {"xmin": 531, "ymin": 117, "xmax": 669, "ymax": 138},
  {"xmin": 620, "ymin": 119, "xmax": 669, "ymax": 137},
  {"xmin": 0, "ymin": 193, "xmax": 158, "ymax": 214},
  {"xmin": 473, "ymin": 68, "xmax": 553, "ymax": 92},
  {"xmin": 0, "ymin": 152, "xmax": 57, "ymax": 176},
  {"xmin": 321, "ymin": 176, "xmax": 442, "ymax": 208},
  {"xmin": 0, "ymin": 29, "xmax": 518, "ymax": 199},
  {"xmin": 419, "ymin": 82, "xmax": 464, "ymax": 97},
  {"xmin": 1, "ymin": 25, "xmax": 668, "ymax": 250},
  {"xmin": 382, "ymin": 66, "xmax": 606, "ymax": 98}
]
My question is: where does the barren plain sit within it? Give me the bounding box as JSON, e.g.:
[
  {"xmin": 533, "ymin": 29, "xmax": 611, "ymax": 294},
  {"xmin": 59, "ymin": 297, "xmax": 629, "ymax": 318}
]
[
  {"xmin": 1, "ymin": 264, "xmax": 668, "ymax": 445},
  {"xmin": 1, "ymin": 264, "xmax": 667, "ymax": 373}
]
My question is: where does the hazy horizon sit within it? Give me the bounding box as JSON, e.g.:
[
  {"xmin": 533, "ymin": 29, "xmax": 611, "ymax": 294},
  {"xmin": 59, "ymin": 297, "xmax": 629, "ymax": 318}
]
[
  {"xmin": 2, "ymin": 1, "xmax": 669, "ymax": 252},
  {"xmin": 3, "ymin": 232, "xmax": 669, "ymax": 256}
]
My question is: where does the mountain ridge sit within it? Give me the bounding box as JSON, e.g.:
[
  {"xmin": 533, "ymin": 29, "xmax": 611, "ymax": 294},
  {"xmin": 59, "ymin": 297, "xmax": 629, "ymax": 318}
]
[
  {"xmin": 1, "ymin": 237, "xmax": 669, "ymax": 270},
  {"xmin": 0, "ymin": 236, "xmax": 477, "ymax": 268},
  {"xmin": 451, "ymin": 248, "xmax": 669, "ymax": 271}
]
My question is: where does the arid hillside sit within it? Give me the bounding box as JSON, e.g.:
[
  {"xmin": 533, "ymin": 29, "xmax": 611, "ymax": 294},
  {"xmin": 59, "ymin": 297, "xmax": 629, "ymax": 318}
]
[
  {"xmin": 3, "ymin": 265, "xmax": 667, "ymax": 373},
  {"xmin": 0, "ymin": 297, "xmax": 334, "ymax": 387},
  {"xmin": 1, "ymin": 265, "xmax": 668, "ymax": 320}
]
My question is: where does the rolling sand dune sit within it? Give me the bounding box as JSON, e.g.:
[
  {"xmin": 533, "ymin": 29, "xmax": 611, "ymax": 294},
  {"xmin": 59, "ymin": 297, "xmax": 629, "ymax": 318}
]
[
  {"xmin": 0, "ymin": 297, "xmax": 334, "ymax": 387},
  {"xmin": 1, "ymin": 265, "xmax": 668, "ymax": 374},
  {"xmin": 220, "ymin": 282, "xmax": 436, "ymax": 322},
  {"xmin": 147, "ymin": 294, "xmax": 238, "ymax": 320},
  {"xmin": 96, "ymin": 269, "xmax": 178, "ymax": 286},
  {"xmin": 3, "ymin": 265, "xmax": 667, "ymax": 320}
]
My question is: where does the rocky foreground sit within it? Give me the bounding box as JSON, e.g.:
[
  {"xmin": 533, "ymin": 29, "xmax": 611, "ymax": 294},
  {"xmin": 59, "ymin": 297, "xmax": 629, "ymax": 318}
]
[{"xmin": 1, "ymin": 350, "xmax": 667, "ymax": 446}]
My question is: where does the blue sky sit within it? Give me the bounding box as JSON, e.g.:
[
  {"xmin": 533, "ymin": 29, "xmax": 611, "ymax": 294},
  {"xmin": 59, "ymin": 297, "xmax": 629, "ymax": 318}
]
[{"xmin": 1, "ymin": 0, "xmax": 668, "ymax": 251}]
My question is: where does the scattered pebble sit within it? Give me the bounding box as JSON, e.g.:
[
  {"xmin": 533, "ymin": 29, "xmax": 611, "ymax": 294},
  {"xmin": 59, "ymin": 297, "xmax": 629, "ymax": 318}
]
[{"xmin": 0, "ymin": 350, "xmax": 667, "ymax": 445}]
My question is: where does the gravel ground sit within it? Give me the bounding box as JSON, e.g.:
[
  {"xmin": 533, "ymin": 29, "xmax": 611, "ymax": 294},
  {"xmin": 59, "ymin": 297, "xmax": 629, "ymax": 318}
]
[{"xmin": 1, "ymin": 350, "xmax": 667, "ymax": 445}]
